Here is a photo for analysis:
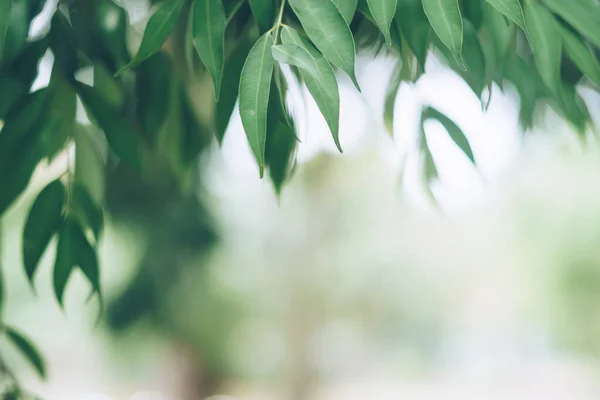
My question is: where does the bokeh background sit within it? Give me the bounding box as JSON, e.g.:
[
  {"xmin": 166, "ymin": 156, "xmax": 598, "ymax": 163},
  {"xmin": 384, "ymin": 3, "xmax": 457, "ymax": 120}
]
[{"xmin": 2, "ymin": 1, "xmax": 600, "ymax": 399}]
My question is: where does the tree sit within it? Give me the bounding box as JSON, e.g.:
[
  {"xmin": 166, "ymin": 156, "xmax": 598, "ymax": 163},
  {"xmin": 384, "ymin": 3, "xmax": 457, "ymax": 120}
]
[{"xmin": 0, "ymin": 0, "xmax": 599, "ymax": 395}]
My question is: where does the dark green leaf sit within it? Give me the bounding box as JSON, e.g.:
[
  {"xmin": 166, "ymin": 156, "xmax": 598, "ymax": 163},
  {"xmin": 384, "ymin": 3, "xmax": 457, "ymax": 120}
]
[
  {"xmin": 463, "ymin": 0, "xmax": 483, "ymax": 29},
  {"xmin": 542, "ymin": 0, "xmax": 600, "ymax": 49},
  {"xmin": 422, "ymin": 0, "xmax": 465, "ymax": 68},
  {"xmin": 193, "ymin": 0, "xmax": 226, "ymax": 100},
  {"xmin": 332, "ymin": 0, "xmax": 358, "ymax": 23},
  {"xmin": 2, "ymin": 0, "xmax": 29, "ymax": 63},
  {"xmin": 289, "ymin": 0, "xmax": 360, "ymax": 90},
  {"xmin": 94, "ymin": 64, "xmax": 125, "ymax": 108},
  {"xmin": 72, "ymin": 222, "xmax": 101, "ymax": 296},
  {"xmin": 249, "ymin": 0, "xmax": 274, "ymax": 32},
  {"xmin": 0, "ymin": 0, "xmax": 13, "ymax": 63},
  {"xmin": 484, "ymin": 0, "xmax": 526, "ymax": 31},
  {"xmin": 53, "ymin": 218, "xmax": 75, "ymax": 307},
  {"xmin": 22, "ymin": 180, "xmax": 65, "ymax": 286},
  {"xmin": 118, "ymin": 0, "xmax": 184, "ymax": 73},
  {"xmin": 179, "ymin": 83, "xmax": 211, "ymax": 165},
  {"xmin": 524, "ymin": 1, "xmax": 562, "ymax": 95},
  {"xmin": 72, "ymin": 183, "xmax": 104, "ymax": 241},
  {"xmin": 558, "ymin": 23, "xmax": 600, "ymax": 88},
  {"xmin": 422, "ymin": 106, "xmax": 475, "ymax": 164},
  {"xmin": 78, "ymin": 83, "xmax": 142, "ymax": 169},
  {"xmin": 367, "ymin": 0, "xmax": 398, "ymax": 46},
  {"xmin": 395, "ymin": 0, "xmax": 430, "ymax": 68},
  {"xmin": 239, "ymin": 31, "xmax": 275, "ymax": 176},
  {"xmin": 4, "ymin": 326, "xmax": 46, "ymax": 379},
  {"xmin": 281, "ymin": 26, "xmax": 342, "ymax": 152}
]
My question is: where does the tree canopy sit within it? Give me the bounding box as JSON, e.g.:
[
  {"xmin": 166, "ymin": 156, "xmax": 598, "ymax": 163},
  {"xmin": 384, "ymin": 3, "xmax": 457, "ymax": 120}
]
[{"xmin": 0, "ymin": 0, "xmax": 600, "ymax": 394}]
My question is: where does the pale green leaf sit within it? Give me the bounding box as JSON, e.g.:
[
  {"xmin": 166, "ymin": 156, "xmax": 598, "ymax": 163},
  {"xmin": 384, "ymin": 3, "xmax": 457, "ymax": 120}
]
[
  {"xmin": 239, "ymin": 32, "xmax": 275, "ymax": 176},
  {"xmin": 272, "ymin": 44, "xmax": 320, "ymax": 78},
  {"xmin": 289, "ymin": 0, "xmax": 360, "ymax": 90},
  {"xmin": 558, "ymin": 24, "xmax": 600, "ymax": 88},
  {"xmin": 332, "ymin": 0, "xmax": 358, "ymax": 23},
  {"xmin": 484, "ymin": 0, "xmax": 526, "ymax": 30},
  {"xmin": 281, "ymin": 26, "xmax": 342, "ymax": 152},
  {"xmin": 192, "ymin": 0, "xmax": 226, "ymax": 100},
  {"xmin": 118, "ymin": 0, "xmax": 183, "ymax": 73},
  {"xmin": 367, "ymin": 0, "xmax": 398, "ymax": 46},
  {"xmin": 4, "ymin": 327, "xmax": 46, "ymax": 379},
  {"xmin": 524, "ymin": 1, "xmax": 562, "ymax": 94},
  {"xmin": 542, "ymin": 0, "xmax": 600, "ymax": 49},
  {"xmin": 422, "ymin": 0, "xmax": 464, "ymax": 68}
]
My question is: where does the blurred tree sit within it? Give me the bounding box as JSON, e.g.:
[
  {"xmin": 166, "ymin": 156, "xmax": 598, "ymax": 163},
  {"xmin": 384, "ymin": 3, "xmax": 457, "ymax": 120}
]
[{"xmin": 0, "ymin": 0, "xmax": 600, "ymax": 396}]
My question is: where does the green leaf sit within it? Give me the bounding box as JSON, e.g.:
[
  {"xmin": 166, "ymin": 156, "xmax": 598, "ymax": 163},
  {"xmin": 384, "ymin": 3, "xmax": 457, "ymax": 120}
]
[
  {"xmin": 484, "ymin": 0, "xmax": 526, "ymax": 31},
  {"xmin": 179, "ymin": 83, "xmax": 211, "ymax": 165},
  {"xmin": 367, "ymin": 0, "xmax": 398, "ymax": 46},
  {"xmin": 558, "ymin": 23, "xmax": 600, "ymax": 88},
  {"xmin": 460, "ymin": 21, "xmax": 486, "ymax": 96},
  {"xmin": 94, "ymin": 64, "xmax": 125, "ymax": 109},
  {"xmin": 248, "ymin": 0, "xmax": 274, "ymax": 32},
  {"xmin": 72, "ymin": 222, "xmax": 101, "ymax": 297},
  {"xmin": 463, "ymin": 0, "xmax": 483, "ymax": 29},
  {"xmin": 384, "ymin": 61, "xmax": 402, "ymax": 136},
  {"xmin": 524, "ymin": 1, "xmax": 562, "ymax": 95},
  {"xmin": 118, "ymin": 0, "xmax": 184, "ymax": 73},
  {"xmin": 542, "ymin": 0, "xmax": 600, "ymax": 49},
  {"xmin": 74, "ymin": 125, "xmax": 106, "ymax": 206},
  {"xmin": 192, "ymin": 0, "xmax": 226, "ymax": 100},
  {"xmin": 422, "ymin": 0, "xmax": 465, "ymax": 69},
  {"xmin": 395, "ymin": 0, "xmax": 430, "ymax": 68},
  {"xmin": 2, "ymin": 0, "xmax": 29, "ymax": 63},
  {"xmin": 239, "ymin": 31, "xmax": 275, "ymax": 177},
  {"xmin": 332, "ymin": 0, "xmax": 358, "ymax": 23},
  {"xmin": 135, "ymin": 51, "xmax": 173, "ymax": 143},
  {"xmin": 422, "ymin": 106, "xmax": 475, "ymax": 164},
  {"xmin": 4, "ymin": 326, "xmax": 46, "ymax": 379},
  {"xmin": 289, "ymin": 0, "xmax": 360, "ymax": 90},
  {"xmin": 77, "ymin": 83, "xmax": 142, "ymax": 169},
  {"xmin": 281, "ymin": 26, "xmax": 342, "ymax": 152},
  {"xmin": 272, "ymin": 44, "xmax": 320, "ymax": 78},
  {"xmin": 53, "ymin": 218, "xmax": 76, "ymax": 307},
  {"xmin": 72, "ymin": 183, "xmax": 104, "ymax": 241},
  {"xmin": 22, "ymin": 180, "xmax": 65, "ymax": 286},
  {"xmin": 215, "ymin": 33, "xmax": 256, "ymax": 144},
  {"xmin": 0, "ymin": 0, "xmax": 13, "ymax": 63}
]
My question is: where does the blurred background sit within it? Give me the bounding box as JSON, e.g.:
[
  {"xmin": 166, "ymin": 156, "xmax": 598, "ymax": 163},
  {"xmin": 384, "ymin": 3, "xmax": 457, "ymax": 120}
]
[{"xmin": 2, "ymin": 1, "xmax": 600, "ymax": 399}]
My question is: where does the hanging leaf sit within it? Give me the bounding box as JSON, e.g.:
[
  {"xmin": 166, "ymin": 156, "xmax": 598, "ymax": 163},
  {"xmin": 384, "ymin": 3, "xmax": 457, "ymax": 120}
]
[
  {"xmin": 215, "ymin": 33, "xmax": 255, "ymax": 144},
  {"xmin": 192, "ymin": 0, "xmax": 226, "ymax": 100},
  {"xmin": 383, "ymin": 61, "xmax": 402, "ymax": 136},
  {"xmin": 0, "ymin": 0, "xmax": 14, "ymax": 62},
  {"xmin": 422, "ymin": 0, "xmax": 465, "ymax": 68},
  {"xmin": 422, "ymin": 106, "xmax": 475, "ymax": 164},
  {"xmin": 484, "ymin": 0, "xmax": 526, "ymax": 31},
  {"xmin": 72, "ymin": 183, "xmax": 104, "ymax": 241},
  {"xmin": 22, "ymin": 180, "xmax": 65, "ymax": 286},
  {"xmin": 542, "ymin": 0, "xmax": 600, "ymax": 49},
  {"xmin": 524, "ymin": 1, "xmax": 562, "ymax": 95},
  {"xmin": 332, "ymin": 0, "xmax": 358, "ymax": 23},
  {"xmin": 395, "ymin": 0, "xmax": 430, "ymax": 68},
  {"xmin": 289, "ymin": 0, "xmax": 361, "ymax": 90},
  {"xmin": 179, "ymin": 83, "xmax": 211, "ymax": 165},
  {"xmin": 4, "ymin": 326, "xmax": 46, "ymax": 379},
  {"xmin": 248, "ymin": 0, "xmax": 274, "ymax": 32},
  {"xmin": 239, "ymin": 31, "xmax": 275, "ymax": 176},
  {"xmin": 272, "ymin": 44, "xmax": 320, "ymax": 78},
  {"xmin": 53, "ymin": 218, "xmax": 76, "ymax": 307},
  {"xmin": 281, "ymin": 26, "xmax": 342, "ymax": 152},
  {"xmin": 558, "ymin": 23, "xmax": 600, "ymax": 88},
  {"xmin": 463, "ymin": 0, "xmax": 483, "ymax": 29},
  {"xmin": 459, "ymin": 21, "xmax": 486, "ymax": 96},
  {"xmin": 72, "ymin": 222, "xmax": 101, "ymax": 297},
  {"xmin": 117, "ymin": 0, "xmax": 184, "ymax": 73},
  {"xmin": 367, "ymin": 0, "xmax": 398, "ymax": 47},
  {"xmin": 78, "ymin": 83, "xmax": 142, "ymax": 169},
  {"xmin": 74, "ymin": 125, "xmax": 106, "ymax": 206}
]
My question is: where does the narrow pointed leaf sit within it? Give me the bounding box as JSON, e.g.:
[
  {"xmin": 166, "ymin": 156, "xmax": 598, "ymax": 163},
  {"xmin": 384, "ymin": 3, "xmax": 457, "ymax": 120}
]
[
  {"xmin": 422, "ymin": 0, "xmax": 464, "ymax": 68},
  {"xmin": 239, "ymin": 32, "xmax": 275, "ymax": 176},
  {"xmin": 72, "ymin": 183, "xmax": 104, "ymax": 241},
  {"xmin": 289, "ymin": 0, "xmax": 360, "ymax": 90},
  {"xmin": 484, "ymin": 0, "xmax": 526, "ymax": 30},
  {"xmin": 72, "ymin": 223, "xmax": 101, "ymax": 296},
  {"xmin": 558, "ymin": 24, "xmax": 600, "ymax": 88},
  {"xmin": 384, "ymin": 62, "xmax": 402, "ymax": 136},
  {"xmin": 367, "ymin": 0, "xmax": 398, "ymax": 46},
  {"xmin": 332, "ymin": 0, "xmax": 358, "ymax": 23},
  {"xmin": 53, "ymin": 219, "xmax": 76, "ymax": 307},
  {"xmin": 118, "ymin": 0, "xmax": 183, "ymax": 73},
  {"xmin": 0, "ymin": 0, "xmax": 13, "ymax": 61},
  {"xmin": 272, "ymin": 44, "xmax": 320, "ymax": 78},
  {"xmin": 248, "ymin": 0, "xmax": 274, "ymax": 32},
  {"xmin": 4, "ymin": 327, "xmax": 46, "ymax": 379},
  {"xmin": 524, "ymin": 1, "xmax": 561, "ymax": 95},
  {"xmin": 281, "ymin": 26, "xmax": 342, "ymax": 152},
  {"xmin": 542, "ymin": 0, "xmax": 600, "ymax": 49},
  {"xmin": 192, "ymin": 0, "xmax": 226, "ymax": 100},
  {"xmin": 422, "ymin": 106, "xmax": 475, "ymax": 164},
  {"xmin": 22, "ymin": 180, "xmax": 65, "ymax": 286},
  {"xmin": 395, "ymin": 0, "xmax": 430, "ymax": 68}
]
